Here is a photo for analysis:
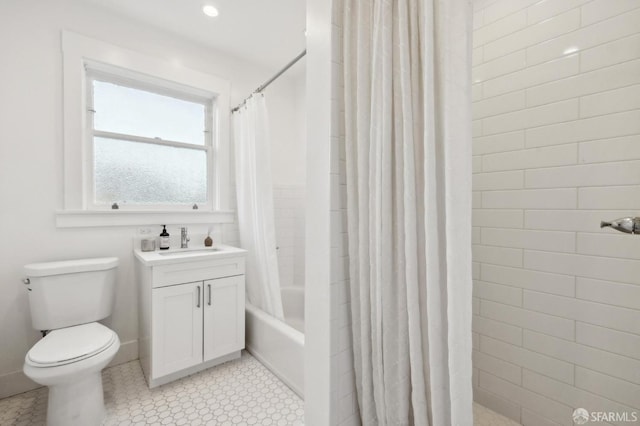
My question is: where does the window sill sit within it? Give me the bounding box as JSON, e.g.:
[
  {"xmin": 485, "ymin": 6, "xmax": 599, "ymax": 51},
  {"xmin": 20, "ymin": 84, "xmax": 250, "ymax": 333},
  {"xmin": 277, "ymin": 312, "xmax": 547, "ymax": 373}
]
[{"xmin": 55, "ymin": 210, "xmax": 235, "ymax": 228}]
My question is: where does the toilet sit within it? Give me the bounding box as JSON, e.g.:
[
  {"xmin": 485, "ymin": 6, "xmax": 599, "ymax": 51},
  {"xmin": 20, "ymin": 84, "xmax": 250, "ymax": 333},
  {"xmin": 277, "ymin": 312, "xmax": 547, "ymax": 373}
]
[{"xmin": 22, "ymin": 257, "xmax": 121, "ymax": 426}]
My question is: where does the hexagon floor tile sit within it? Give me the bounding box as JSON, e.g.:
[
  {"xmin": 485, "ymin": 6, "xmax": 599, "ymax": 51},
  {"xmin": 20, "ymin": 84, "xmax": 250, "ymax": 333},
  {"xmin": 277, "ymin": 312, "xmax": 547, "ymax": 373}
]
[
  {"xmin": 0, "ymin": 352, "xmax": 304, "ymax": 426},
  {"xmin": 0, "ymin": 351, "xmax": 518, "ymax": 425}
]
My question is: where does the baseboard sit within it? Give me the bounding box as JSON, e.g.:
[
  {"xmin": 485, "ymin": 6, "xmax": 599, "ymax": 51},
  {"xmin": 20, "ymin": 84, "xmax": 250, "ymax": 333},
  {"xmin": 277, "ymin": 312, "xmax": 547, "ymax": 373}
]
[
  {"xmin": 0, "ymin": 369, "xmax": 40, "ymax": 400},
  {"xmin": 0, "ymin": 339, "xmax": 139, "ymax": 400},
  {"xmin": 109, "ymin": 339, "xmax": 139, "ymax": 368}
]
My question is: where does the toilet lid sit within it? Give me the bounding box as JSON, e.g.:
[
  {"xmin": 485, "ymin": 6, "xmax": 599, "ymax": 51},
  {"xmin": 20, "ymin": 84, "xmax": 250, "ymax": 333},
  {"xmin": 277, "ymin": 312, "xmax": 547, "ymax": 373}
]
[{"xmin": 27, "ymin": 323, "xmax": 116, "ymax": 367}]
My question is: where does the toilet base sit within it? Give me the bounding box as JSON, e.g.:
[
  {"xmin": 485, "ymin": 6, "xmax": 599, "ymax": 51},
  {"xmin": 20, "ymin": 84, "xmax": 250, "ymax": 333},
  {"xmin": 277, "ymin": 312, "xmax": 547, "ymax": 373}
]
[{"xmin": 47, "ymin": 372, "xmax": 106, "ymax": 426}]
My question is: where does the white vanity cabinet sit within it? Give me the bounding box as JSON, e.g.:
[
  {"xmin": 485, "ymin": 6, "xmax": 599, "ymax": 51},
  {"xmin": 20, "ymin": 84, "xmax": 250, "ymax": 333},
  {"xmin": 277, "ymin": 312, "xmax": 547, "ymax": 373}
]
[
  {"xmin": 135, "ymin": 246, "xmax": 246, "ymax": 388},
  {"xmin": 152, "ymin": 281, "xmax": 203, "ymax": 378},
  {"xmin": 203, "ymin": 276, "xmax": 244, "ymax": 361}
]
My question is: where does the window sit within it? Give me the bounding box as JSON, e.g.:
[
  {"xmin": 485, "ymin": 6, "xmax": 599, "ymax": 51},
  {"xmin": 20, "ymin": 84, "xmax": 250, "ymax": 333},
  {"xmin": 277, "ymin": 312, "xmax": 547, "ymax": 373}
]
[
  {"xmin": 60, "ymin": 32, "xmax": 231, "ymax": 227},
  {"xmin": 87, "ymin": 73, "xmax": 213, "ymax": 210}
]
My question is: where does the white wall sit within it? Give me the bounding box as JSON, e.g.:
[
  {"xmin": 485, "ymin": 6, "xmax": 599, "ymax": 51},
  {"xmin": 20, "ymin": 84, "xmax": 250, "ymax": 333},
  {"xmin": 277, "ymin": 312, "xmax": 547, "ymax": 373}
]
[
  {"xmin": 0, "ymin": 0, "xmax": 277, "ymax": 399},
  {"xmin": 273, "ymin": 186, "xmax": 306, "ymax": 289},
  {"xmin": 472, "ymin": 0, "xmax": 640, "ymax": 424},
  {"xmin": 304, "ymin": 0, "xmax": 334, "ymax": 422},
  {"xmin": 266, "ymin": 65, "xmax": 307, "ymax": 187},
  {"xmin": 265, "ymin": 65, "xmax": 307, "ymax": 291}
]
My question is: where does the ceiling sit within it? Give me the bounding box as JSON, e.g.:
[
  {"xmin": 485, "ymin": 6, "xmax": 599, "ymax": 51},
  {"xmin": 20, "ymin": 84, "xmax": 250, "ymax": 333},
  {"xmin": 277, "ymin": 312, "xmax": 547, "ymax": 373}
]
[{"xmin": 84, "ymin": 0, "xmax": 306, "ymax": 71}]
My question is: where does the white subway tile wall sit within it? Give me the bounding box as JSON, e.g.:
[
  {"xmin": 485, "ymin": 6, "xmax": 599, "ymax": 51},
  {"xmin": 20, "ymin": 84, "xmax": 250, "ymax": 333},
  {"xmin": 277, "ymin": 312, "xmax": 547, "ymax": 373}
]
[
  {"xmin": 273, "ymin": 185, "xmax": 306, "ymax": 288},
  {"xmin": 473, "ymin": 0, "xmax": 640, "ymax": 424},
  {"xmin": 331, "ymin": 0, "xmax": 358, "ymax": 424}
]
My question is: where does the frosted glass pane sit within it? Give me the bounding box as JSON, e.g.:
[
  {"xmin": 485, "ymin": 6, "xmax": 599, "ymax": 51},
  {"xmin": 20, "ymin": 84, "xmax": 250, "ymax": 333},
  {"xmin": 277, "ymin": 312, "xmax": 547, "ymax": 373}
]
[
  {"xmin": 93, "ymin": 80, "xmax": 206, "ymax": 145},
  {"xmin": 94, "ymin": 137, "xmax": 207, "ymax": 205}
]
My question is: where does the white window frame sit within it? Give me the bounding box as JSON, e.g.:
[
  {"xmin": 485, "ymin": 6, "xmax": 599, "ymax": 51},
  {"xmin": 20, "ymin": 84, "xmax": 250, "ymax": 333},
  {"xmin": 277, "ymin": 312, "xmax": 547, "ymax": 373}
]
[
  {"xmin": 58, "ymin": 31, "xmax": 233, "ymax": 227},
  {"xmin": 85, "ymin": 70, "xmax": 215, "ymax": 211}
]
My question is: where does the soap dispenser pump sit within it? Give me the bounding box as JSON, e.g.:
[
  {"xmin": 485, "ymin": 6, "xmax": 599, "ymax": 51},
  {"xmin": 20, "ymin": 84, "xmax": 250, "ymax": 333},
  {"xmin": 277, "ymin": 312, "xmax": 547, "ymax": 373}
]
[{"xmin": 159, "ymin": 225, "xmax": 170, "ymax": 250}]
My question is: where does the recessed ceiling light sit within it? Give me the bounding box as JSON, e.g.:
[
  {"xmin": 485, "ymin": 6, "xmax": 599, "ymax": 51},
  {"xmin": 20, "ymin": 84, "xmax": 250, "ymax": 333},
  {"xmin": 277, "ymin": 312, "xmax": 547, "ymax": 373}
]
[{"xmin": 202, "ymin": 5, "xmax": 219, "ymax": 17}]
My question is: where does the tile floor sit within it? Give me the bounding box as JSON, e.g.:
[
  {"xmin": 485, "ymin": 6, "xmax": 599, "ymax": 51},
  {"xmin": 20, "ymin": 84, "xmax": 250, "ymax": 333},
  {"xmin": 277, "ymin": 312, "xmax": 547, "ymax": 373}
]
[
  {"xmin": 0, "ymin": 352, "xmax": 517, "ymax": 426},
  {"xmin": 473, "ymin": 402, "xmax": 520, "ymax": 426},
  {"xmin": 0, "ymin": 352, "xmax": 304, "ymax": 426}
]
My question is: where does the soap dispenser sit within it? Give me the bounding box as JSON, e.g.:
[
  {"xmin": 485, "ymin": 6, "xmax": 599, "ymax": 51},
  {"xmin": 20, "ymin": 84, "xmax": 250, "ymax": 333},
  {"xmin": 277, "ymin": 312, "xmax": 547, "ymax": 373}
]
[
  {"xmin": 159, "ymin": 225, "xmax": 170, "ymax": 250},
  {"xmin": 204, "ymin": 227, "xmax": 213, "ymax": 247}
]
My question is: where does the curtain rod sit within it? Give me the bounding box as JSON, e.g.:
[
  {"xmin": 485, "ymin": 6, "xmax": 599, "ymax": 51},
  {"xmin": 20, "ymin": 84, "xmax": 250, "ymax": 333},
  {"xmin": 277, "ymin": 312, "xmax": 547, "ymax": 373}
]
[{"xmin": 231, "ymin": 49, "xmax": 307, "ymax": 113}]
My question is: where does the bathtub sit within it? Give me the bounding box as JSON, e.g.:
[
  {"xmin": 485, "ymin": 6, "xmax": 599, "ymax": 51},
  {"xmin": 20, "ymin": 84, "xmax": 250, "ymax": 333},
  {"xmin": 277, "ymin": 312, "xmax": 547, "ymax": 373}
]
[{"xmin": 245, "ymin": 286, "xmax": 305, "ymax": 398}]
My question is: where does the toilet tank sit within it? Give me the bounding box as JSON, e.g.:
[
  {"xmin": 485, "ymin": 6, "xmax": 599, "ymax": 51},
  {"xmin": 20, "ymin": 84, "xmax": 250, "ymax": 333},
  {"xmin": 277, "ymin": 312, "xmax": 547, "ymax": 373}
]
[{"xmin": 24, "ymin": 257, "xmax": 119, "ymax": 331}]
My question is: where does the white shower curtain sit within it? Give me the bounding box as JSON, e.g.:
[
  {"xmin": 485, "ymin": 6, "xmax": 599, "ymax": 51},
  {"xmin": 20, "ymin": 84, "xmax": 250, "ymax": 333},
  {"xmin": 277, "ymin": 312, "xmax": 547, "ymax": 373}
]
[
  {"xmin": 343, "ymin": 0, "xmax": 473, "ymax": 425},
  {"xmin": 233, "ymin": 94, "xmax": 284, "ymax": 320}
]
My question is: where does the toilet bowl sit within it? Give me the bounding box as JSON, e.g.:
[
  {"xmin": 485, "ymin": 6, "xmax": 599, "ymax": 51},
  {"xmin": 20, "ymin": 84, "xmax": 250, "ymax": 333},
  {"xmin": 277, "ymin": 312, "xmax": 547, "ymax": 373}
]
[
  {"xmin": 24, "ymin": 322, "xmax": 120, "ymax": 426},
  {"xmin": 22, "ymin": 257, "xmax": 120, "ymax": 426}
]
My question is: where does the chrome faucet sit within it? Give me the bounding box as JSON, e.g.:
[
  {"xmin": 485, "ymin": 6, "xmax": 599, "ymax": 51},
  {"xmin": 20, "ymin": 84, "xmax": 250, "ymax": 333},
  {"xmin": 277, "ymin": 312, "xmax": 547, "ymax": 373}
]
[
  {"xmin": 181, "ymin": 227, "xmax": 190, "ymax": 248},
  {"xmin": 600, "ymin": 217, "xmax": 640, "ymax": 234}
]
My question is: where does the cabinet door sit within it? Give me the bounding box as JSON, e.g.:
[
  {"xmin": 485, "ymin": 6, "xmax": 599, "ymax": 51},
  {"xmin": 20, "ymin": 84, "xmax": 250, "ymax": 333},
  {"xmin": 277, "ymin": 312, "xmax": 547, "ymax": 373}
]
[
  {"xmin": 203, "ymin": 275, "xmax": 245, "ymax": 362},
  {"xmin": 152, "ymin": 281, "xmax": 203, "ymax": 377}
]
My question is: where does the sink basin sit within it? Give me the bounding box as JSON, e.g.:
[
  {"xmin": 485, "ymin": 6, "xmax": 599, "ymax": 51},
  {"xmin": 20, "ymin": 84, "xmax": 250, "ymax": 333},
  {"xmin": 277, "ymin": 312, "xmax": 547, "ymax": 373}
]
[
  {"xmin": 158, "ymin": 248, "xmax": 221, "ymax": 256},
  {"xmin": 135, "ymin": 244, "xmax": 245, "ymax": 266}
]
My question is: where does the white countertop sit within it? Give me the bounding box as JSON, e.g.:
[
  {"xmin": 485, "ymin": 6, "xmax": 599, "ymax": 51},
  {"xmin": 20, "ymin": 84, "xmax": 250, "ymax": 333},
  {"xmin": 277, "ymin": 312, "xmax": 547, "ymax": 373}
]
[{"xmin": 134, "ymin": 244, "xmax": 247, "ymax": 266}]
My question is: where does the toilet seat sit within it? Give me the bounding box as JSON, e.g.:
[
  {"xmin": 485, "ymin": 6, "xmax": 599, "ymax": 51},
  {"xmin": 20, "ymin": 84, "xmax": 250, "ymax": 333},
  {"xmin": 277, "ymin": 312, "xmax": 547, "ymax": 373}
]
[{"xmin": 26, "ymin": 322, "xmax": 117, "ymax": 368}]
